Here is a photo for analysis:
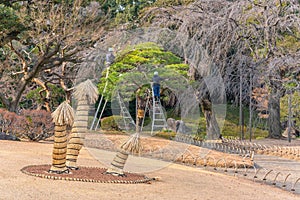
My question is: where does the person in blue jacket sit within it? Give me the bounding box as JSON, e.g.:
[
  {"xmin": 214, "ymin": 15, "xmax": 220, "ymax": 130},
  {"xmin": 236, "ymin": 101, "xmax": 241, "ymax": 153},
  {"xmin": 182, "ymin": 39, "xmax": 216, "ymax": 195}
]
[{"xmin": 152, "ymin": 71, "xmax": 162, "ymax": 101}]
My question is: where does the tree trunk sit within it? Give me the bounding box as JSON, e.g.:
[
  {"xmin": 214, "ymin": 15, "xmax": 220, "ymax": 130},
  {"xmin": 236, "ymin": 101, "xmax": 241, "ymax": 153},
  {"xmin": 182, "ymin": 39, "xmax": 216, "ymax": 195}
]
[
  {"xmin": 49, "ymin": 124, "xmax": 68, "ymax": 173},
  {"xmin": 287, "ymin": 93, "xmax": 292, "ymax": 143},
  {"xmin": 239, "ymin": 72, "xmax": 244, "ymax": 140},
  {"xmin": 268, "ymin": 89, "xmax": 281, "ymax": 138},
  {"xmin": 66, "ymin": 98, "xmax": 89, "ymax": 169},
  {"xmin": 105, "ymin": 149, "xmax": 129, "ymax": 176},
  {"xmin": 249, "ymin": 70, "xmax": 253, "ymax": 142},
  {"xmin": 136, "ymin": 95, "xmax": 146, "ymax": 133},
  {"xmin": 7, "ymin": 101, "xmax": 18, "ymax": 113},
  {"xmin": 5, "ymin": 77, "xmax": 34, "ymax": 113},
  {"xmin": 201, "ymin": 99, "xmax": 220, "ymax": 140},
  {"xmin": 33, "ymin": 78, "xmax": 51, "ymax": 111}
]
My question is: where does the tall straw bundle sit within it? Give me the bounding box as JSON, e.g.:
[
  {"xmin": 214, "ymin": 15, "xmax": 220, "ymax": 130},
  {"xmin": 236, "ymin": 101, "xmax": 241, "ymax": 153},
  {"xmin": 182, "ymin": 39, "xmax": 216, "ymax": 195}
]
[
  {"xmin": 51, "ymin": 101, "xmax": 74, "ymax": 125},
  {"xmin": 73, "ymin": 79, "xmax": 99, "ymax": 104},
  {"xmin": 121, "ymin": 132, "xmax": 142, "ymax": 155}
]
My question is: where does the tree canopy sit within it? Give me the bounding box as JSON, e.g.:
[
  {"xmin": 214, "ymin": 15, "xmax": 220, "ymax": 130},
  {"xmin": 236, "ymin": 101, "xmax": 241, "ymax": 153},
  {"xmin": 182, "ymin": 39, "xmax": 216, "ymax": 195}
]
[{"xmin": 98, "ymin": 42, "xmax": 189, "ymax": 101}]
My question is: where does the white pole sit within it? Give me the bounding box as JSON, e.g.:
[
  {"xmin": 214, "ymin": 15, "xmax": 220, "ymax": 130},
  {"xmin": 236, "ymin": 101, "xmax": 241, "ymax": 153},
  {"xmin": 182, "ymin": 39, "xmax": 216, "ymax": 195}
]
[
  {"xmin": 95, "ymin": 99, "xmax": 108, "ymax": 130},
  {"xmin": 90, "ymin": 64, "xmax": 111, "ymax": 130}
]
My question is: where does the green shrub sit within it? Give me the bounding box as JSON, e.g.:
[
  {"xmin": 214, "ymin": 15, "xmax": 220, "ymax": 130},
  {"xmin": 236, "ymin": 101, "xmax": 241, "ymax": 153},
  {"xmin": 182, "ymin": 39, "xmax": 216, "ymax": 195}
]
[
  {"xmin": 155, "ymin": 129, "xmax": 176, "ymax": 139},
  {"xmin": 101, "ymin": 115, "xmax": 124, "ymax": 131}
]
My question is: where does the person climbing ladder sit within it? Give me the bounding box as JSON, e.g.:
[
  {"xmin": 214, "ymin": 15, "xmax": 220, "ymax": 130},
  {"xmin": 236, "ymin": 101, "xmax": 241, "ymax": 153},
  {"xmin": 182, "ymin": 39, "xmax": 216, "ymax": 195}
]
[
  {"xmin": 152, "ymin": 71, "xmax": 162, "ymax": 101},
  {"xmin": 150, "ymin": 71, "xmax": 168, "ymax": 135}
]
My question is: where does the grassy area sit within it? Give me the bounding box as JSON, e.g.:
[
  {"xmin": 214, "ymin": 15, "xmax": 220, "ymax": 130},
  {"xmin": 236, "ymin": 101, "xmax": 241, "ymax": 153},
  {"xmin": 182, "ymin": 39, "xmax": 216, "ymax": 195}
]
[
  {"xmin": 221, "ymin": 105, "xmax": 268, "ymax": 140},
  {"xmin": 188, "ymin": 104, "xmax": 268, "ymax": 140}
]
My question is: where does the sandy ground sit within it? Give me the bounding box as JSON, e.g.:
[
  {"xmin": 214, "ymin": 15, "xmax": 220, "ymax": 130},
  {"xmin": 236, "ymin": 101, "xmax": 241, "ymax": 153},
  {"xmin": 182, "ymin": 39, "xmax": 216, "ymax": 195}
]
[{"xmin": 0, "ymin": 140, "xmax": 299, "ymax": 200}]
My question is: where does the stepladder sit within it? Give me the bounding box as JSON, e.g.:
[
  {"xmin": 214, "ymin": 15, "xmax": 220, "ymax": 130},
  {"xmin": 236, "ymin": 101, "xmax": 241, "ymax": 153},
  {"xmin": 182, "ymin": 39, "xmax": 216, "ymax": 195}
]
[
  {"xmin": 116, "ymin": 92, "xmax": 136, "ymax": 132},
  {"xmin": 150, "ymin": 91, "xmax": 168, "ymax": 135}
]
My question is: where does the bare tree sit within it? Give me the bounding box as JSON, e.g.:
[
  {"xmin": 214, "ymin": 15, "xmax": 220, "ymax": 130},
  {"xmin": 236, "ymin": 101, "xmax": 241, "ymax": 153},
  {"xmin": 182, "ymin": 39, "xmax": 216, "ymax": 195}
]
[{"xmin": 0, "ymin": 0, "xmax": 106, "ymax": 112}]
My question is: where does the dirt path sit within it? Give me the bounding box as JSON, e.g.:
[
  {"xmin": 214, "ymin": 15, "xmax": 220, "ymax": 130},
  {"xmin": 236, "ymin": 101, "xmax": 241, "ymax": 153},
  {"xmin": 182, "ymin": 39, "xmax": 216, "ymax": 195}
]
[{"xmin": 0, "ymin": 140, "xmax": 299, "ymax": 200}]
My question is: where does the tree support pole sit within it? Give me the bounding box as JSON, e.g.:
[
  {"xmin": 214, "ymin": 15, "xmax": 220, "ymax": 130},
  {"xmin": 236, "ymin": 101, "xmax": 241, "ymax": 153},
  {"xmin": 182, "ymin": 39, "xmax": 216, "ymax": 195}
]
[{"xmin": 90, "ymin": 64, "xmax": 110, "ymax": 130}]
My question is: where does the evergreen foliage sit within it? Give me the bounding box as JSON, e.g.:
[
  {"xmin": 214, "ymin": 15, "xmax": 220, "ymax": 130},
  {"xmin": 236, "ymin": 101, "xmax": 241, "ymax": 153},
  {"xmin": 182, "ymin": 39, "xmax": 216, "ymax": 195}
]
[
  {"xmin": 25, "ymin": 84, "xmax": 65, "ymax": 109},
  {"xmin": 0, "ymin": 4, "xmax": 26, "ymax": 44},
  {"xmin": 98, "ymin": 42, "xmax": 188, "ymax": 101},
  {"xmin": 100, "ymin": 0, "xmax": 156, "ymax": 26},
  {"xmin": 153, "ymin": 0, "xmax": 195, "ymax": 7}
]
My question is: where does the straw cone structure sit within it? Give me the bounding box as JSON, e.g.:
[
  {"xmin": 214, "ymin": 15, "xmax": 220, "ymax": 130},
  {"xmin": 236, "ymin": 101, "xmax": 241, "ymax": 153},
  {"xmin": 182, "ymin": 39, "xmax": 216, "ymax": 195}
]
[
  {"xmin": 107, "ymin": 95, "xmax": 145, "ymax": 176},
  {"xmin": 106, "ymin": 149, "xmax": 129, "ymax": 176},
  {"xmin": 106, "ymin": 133, "xmax": 142, "ymax": 176},
  {"xmin": 49, "ymin": 101, "xmax": 74, "ymax": 173},
  {"xmin": 121, "ymin": 133, "xmax": 142, "ymax": 154},
  {"xmin": 66, "ymin": 80, "xmax": 99, "ymax": 169}
]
